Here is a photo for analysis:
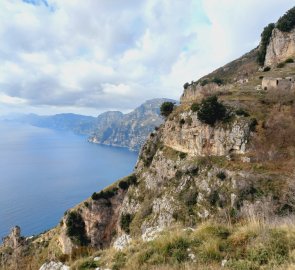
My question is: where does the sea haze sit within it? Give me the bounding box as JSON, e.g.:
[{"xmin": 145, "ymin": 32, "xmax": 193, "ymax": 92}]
[{"xmin": 0, "ymin": 121, "xmax": 138, "ymax": 239}]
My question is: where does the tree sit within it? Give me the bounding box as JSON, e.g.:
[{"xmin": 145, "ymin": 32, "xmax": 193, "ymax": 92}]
[
  {"xmin": 257, "ymin": 23, "xmax": 275, "ymax": 65},
  {"xmin": 160, "ymin": 102, "xmax": 175, "ymax": 118},
  {"xmin": 277, "ymin": 7, "xmax": 295, "ymax": 32},
  {"xmin": 66, "ymin": 211, "xmax": 89, "ymax": 245},
  {"xmin": 197, "ymin": 96, "xmax": 226, "ymax": 126}
]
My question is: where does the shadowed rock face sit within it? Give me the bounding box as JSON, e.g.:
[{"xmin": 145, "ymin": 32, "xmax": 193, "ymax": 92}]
[{"xmin": 265, "ymin": 28, "xmax": 295, "ymax": 66}]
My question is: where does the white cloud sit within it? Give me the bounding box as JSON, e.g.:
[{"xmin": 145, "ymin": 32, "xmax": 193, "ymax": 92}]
[{"xmin": 0, "ymin": 0, "xmax": 294, "ymax": 115}]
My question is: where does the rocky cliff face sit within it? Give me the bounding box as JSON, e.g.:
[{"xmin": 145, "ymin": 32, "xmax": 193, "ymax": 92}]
[
  {"xmin": 89, "ymin": 98, "xmax": 175, "ymax": 151},
  {"xmin": 265, "ymin": 27, "xmax": 295, "ymax": 66},
  {"xmin": 162, "ymin": 111, "xmax": 250, "ymax": 156}
]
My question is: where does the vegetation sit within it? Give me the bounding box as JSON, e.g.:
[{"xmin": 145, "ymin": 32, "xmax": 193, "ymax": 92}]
[
  {"xmin": 118, "ymin": 174, "xmax": 138, "ymax": 190},
  {"xmin": 257, "ymin": 23, "xmax": 275, "ymax": 66},
  {"xmin": 66, "ymin": 211, "xmax": 89, "ymax": 246},
  {"xmin": 160, "ymin": 102, "xmax": 175, "ymax": 118},
  {"xmin": 120, "ymin": 213, "xmax": 133, "ymax": 233},
  {"xmin": 197, "ymin": 96, "xmax": 227, "ymax": 126},
  {"xmin": 276, "ymin": 6, "xmax": 295, "ymax": 32},
  {"xmin": 183, "ymin": 82, "xmax": 190, "ymax": 89},
  {"xmin": 91, "ymin": 187, "xmax": 118, "ymax": 201},
  {"xmin": 277, "ymin": 62, "xmax": 285, "ymax": 68},
  {"xmin": 285, "ymin": 58, "xmax": 294, "ymax": 63},
  {"xmin": 190, "ymin": 103, "xmax": 199, "ymax": 112},
  {"xmin": 263, "ymin": 66, "xmax": 271, "ymax": 72},
  {"xmin": 71, "ymin": 220, "xmax": 295, "ymax": 270}
]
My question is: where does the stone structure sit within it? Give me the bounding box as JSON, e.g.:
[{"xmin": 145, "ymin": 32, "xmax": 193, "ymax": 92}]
[
  {"xmin": 262, "ymin": 76, "xmax": 295, "ymax": 90},
  {"xmin": 264, "ymin": 28, "xmax": 295, "ymax": 66}
]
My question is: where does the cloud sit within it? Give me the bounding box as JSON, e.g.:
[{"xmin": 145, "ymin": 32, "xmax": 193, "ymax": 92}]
[{"xmin": 0, "ymin": 0, "xmax": 294, "ymax": 115}]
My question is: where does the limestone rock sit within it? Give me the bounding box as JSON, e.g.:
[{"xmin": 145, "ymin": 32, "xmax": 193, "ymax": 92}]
[
  {"xmin": 265, "ymin": 28, "xmax": 295, "ymax": 66},
  {"xmin": 39, "ymin": 261, "xmax": 69, "ymax": 270},
  {"xmin": 113, "ymin": 234, "xmax": 132, "ymax": 250},
  {"xmin": 162, "ymin": 112, "xmax": 251, "ymax": 156}
]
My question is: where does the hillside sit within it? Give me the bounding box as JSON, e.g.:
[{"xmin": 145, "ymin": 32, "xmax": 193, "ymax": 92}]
[{"xmin": 1, "ymin": 6, "xmax": 295, "ymax": 270}]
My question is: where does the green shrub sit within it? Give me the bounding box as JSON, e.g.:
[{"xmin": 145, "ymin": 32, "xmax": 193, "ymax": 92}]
[
  {"xmin": 160, "ymin": 102, "xmax": 175, "ymax": 118},
  {"xmin": 179, "ymin": 119, "xmax": 185, "ymax": 126},
  {"xmin": 120, "ymin": 213, "xmax": 133, "ymax": 233},
  {"xmin": 197, "ymin": 96, "xmax": 227, "ymax": 126},
  {"xmin": 277, "ymin": 62, "xmax": 285, "ymax": 68},
  {"xmin": 91, "ymin": 187, "xmax": 118, "ymax": 201},
  {"xmin": 285, "ymin": 58, "xmax": 294, "ymax": 63},
  {"xmin": 163, "ymin": 237, "xmax": 190, "ymax": 263},
  {"xmin": 212, "ymin": 77, "xmax": 224, "ymax": 85},
  {"xmin": 257, "ymin": 23, "xmax": 275, "ymax": 65},
  {"xmin": 112, "ymin": 251, "xmax": 126, "ymax": 270},
  {"xmin": 179, "ymin": 152, "xmax": 187, "ymax": 159},
  {"xmin": 78, "ymin": 260, "xmax": 97, "ymax": 269},
  {"xmin": 201, "ymin": 79, "xmax": 209, "ymax": 86},
  {"xmin": 263, "ymin": 66, "xmax": 271, "ymax": 72},
  {"xmin": 191, "ymin": 103, "xmax": 200, "ymax": 112},
  {"xmin": 118, "ymin": 180, "xmax": 129, "ymax": 190},
  {"xmin": 183, "ymin": 82, "xmax": 190, "ymax": 89},
  {"xmin": 249, "ymin": 118, "xmax": 258, "ymax": 132},
  {"xmin": 66, "ymin": 211, "xmax": 89, "ymax": 246},
  {"xmin": 276, "ymin": 7, "xmax": 295, "ymax": 32},
  {"xmin": 216, "ymin": 171, "xmax": 226, "ymax": 181}
]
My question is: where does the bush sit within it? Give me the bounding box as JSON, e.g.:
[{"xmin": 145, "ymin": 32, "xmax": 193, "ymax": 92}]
[
  {"xmin": 212, "ymin": 77, "xmax": 224, "ymax": 86},
  {"xmin": 91, "ymin": 187, "xmax": 118, "ymax": 200},
  {"xmin": 183, "ymin": 82, "xmax": 190, "ymax": 89},
  {"xmin": 216, "ymin": 171, "xmax": 226, "ymax": 181},
  {"xmin": 257, "ymin": 23, "xmax": 275, "ymax": 66},
  {"xmin": 66, "ymin": 211, "xmax": 89, "ymax": 246},
  {"xmin": 263, "ymin": 66, "xmax": 271, "ymax": 72},
  {"xmin": 179, "ymin": 119, "xmax": 185, "ymax": 126},
  {"xmin": 120, "ymin": 213, "xmax": 133, "ymax": 233},
  {"xmin": 191, "ymin": 103, "xmax": 200, "ymax": 112},
  {"xmin": 285, "ymin": 58, "xmax": 294, "ymax": 63},
  {"xmin": 276, "ymin": 7, "xmax": 295, "ymax": 32},
  {"xmin": 179, "ymin": 152, "xmax": 187, "ymax": 159},
  {"xmin": 118, "ymin": 180, "xmax": 129, "ymax": 190},
  {"xmin": 249, "ymin": 118, "xmax": 258, "ymax": 132},
  {"xmin": 197, "ymin": 96, "xmax": 227, "ymax": 126},
  {"xmin": 160, "ymin": 102, "xmax": 175, "ymax": 118},
  {"xmin": 277, "ymin": 62, "xmax": 285, "ymax": 68},
  {"xmin": 201, "ymin": 79, "xmax": 209, "ymax": 86}
]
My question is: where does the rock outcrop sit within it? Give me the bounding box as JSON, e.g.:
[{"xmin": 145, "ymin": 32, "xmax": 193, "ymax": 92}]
[
  {"xmin": 264, "ymin": 28, "xmax": 295, "ymax": 66},
  {"xmin": 162, "ymin": 111, "xmax": 251, "ymax": 156}
]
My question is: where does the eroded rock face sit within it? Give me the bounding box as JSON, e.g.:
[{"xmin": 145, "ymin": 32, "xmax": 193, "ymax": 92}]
[
  {"xmin": 59, "ymin": 189, "xmax": 126, "ymax": 254},
  {"xmin": 265, "ymin": 28, "xmax": 295, "ymax": 66},
  {"xmin": 39, "ymin": 261, "xmax": 70, "ymax": 270},
  {"xmin": 162, "ymin": 112, "xmax": 251, "ymax": 156},
  {"xmin": 181, "ymin": 83, "xmax": 220, "ymax": 103}
]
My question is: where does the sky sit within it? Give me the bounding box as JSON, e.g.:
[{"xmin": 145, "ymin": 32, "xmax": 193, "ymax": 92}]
[{"xmin": 0, "ymin": 0, "xmax": 294, "ymax": 116}]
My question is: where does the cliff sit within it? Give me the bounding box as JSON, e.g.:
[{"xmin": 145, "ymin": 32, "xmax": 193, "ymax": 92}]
[{"xmin": 264, "ymin": 27, "xmax": 295, "ymax": 66}]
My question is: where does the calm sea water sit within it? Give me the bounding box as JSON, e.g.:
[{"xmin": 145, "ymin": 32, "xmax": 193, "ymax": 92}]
[{"xmin": 0, "ymin": 122, "xmax": 138, "ymax": 239}]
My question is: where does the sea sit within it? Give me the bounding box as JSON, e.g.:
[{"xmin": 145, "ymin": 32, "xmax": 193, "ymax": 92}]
[{"xmin": 0, "ymin": 121, "xmax": 138, "ymax": 239}]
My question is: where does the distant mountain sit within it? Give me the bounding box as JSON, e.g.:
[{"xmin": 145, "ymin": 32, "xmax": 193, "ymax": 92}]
[
  {"xmin": 88, "ymin": 98, "xmax": 176, "ymax": 151},
  {"xmin": 2, "ymin": 98, "xmax": 175, "ymax": 151},
  {"xmin": 3, "ymin": 113, "xmax": 97, "ymax": 135}
]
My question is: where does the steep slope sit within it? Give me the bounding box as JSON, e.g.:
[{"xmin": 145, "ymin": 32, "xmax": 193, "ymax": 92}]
[
  {"xmin": 89, "ymin": 98, "xmax": 175, "ymax": 151},
  {"xmin": 1, "ymin": 7, "xmax": 295, "ymax": 270}
]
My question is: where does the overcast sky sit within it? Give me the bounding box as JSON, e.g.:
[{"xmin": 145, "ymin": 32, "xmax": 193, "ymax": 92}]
[{"xmin": 0, "ymin": 0, "xmax": 294, "ymax": 116}]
